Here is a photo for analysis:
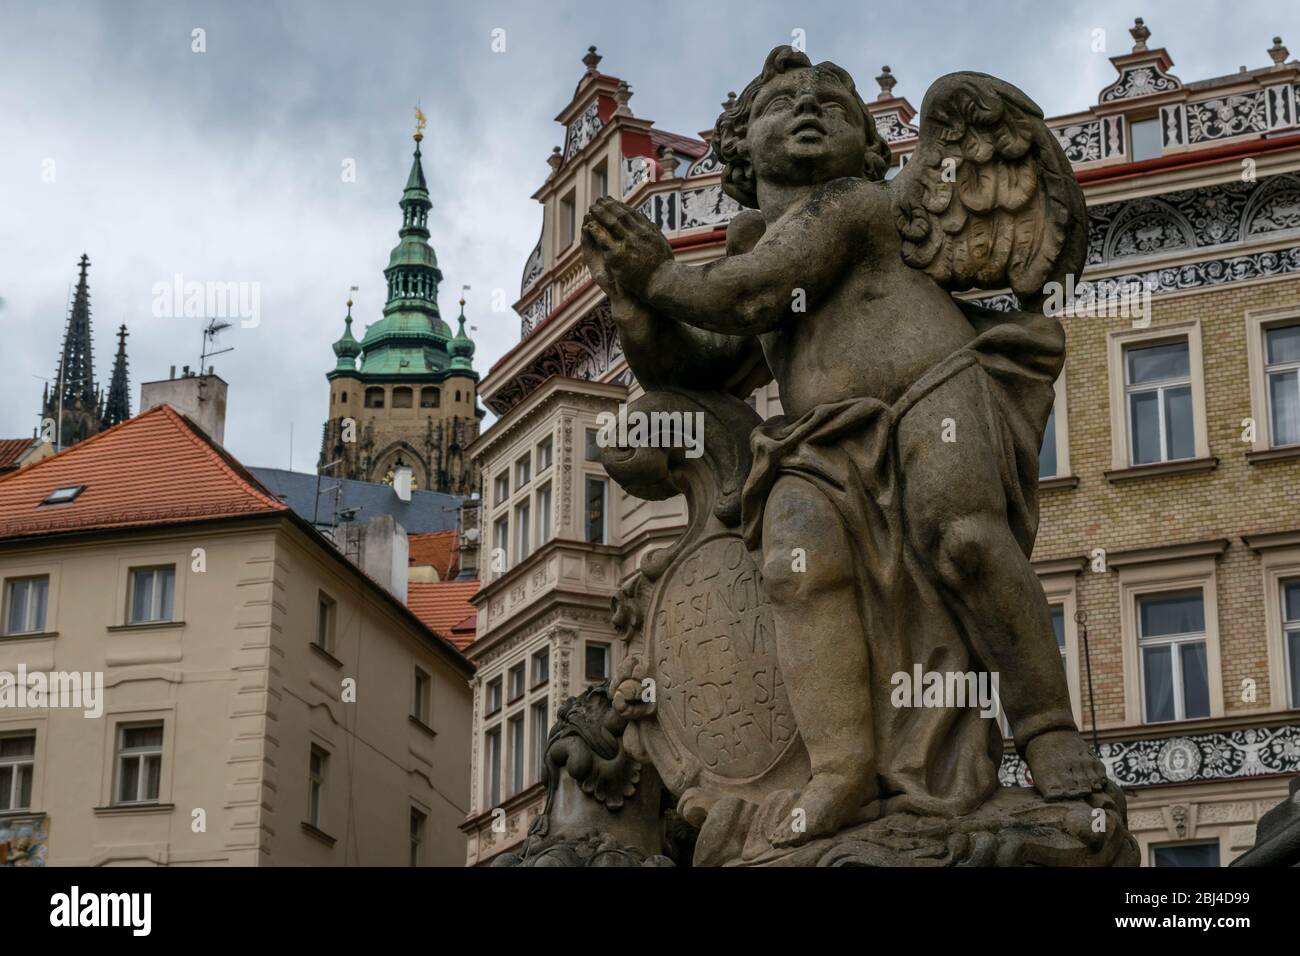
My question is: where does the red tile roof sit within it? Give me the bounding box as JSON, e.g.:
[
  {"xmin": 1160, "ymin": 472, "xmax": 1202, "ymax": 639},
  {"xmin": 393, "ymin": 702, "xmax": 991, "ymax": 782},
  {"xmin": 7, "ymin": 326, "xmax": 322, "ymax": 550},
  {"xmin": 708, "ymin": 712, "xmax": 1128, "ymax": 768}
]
[
  {"xmin": 0, "ymin": 405, "xmax": 286, "ymax": 540},
  {"xmin": 0, "ymin": 439, "xmax": 34, "ymax": 470},
  {"xmin": 408, "ymin": 530, "xmax": 459, "ymax": 578},
  {"xmin": 407, "ymin": 581, "xmax": 479, "ymax": 650}
]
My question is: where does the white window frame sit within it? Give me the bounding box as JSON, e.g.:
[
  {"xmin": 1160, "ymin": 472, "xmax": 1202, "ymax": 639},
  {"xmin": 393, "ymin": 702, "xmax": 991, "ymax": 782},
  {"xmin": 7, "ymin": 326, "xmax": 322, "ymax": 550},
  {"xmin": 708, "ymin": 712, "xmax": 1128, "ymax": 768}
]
[
  {"xmin": 516, "ymin": 454, "xmax": 531, "ymax": 489},
  {"xmin": 484, "ymin": 725, "xmax": 502, "ymax": 808},
  {"xmin": 1107, "ymin": 321, "xmax": 1209, "ymax": 471},
  {"xmin": 536, "ymin": 482, "xmax": 553, "ymax": 548},
  {"xmin": 1124, "ymin": 341, "xmax": 1194, "ymax": 465},
  {"xmin": 584, "ymin": 476, "xmax": 608, "ymax": 544},
  {"xmin": 1117, "ymin": 555, "xmax": 1223, "ymax": 725},
  {"xmin": 1036, "ymin": 566, "xmax": 1082, "ymax": 724},
  {"xmin": 412, "ymin": 666, "xmax": 431, "ymax": 724},
  {"xmin": 585, "ymin": 640, "xmax": 611, "ymax": 682},
  {"xmin": 0, "ymin": 733, "xmax": 36, "ymax": 812},
  {"xmin": 1252, "ymin": 538, "xmax": 1300, "ymax": 712},
  {"xmin": 315, "ymin": 591, "xmax": 336, "ymax": 653},
  {"xmin": 3, "ymin": 575, "xmax": 49, "ymax": 636},
  {"xmin": 1245, "ymin": 305, "xmax": 1300, "ymax": 451},
  {"xmin": 514, "ymin": 500, "xmax": 531, "ymax": 564},
  {"xmin": 536, "ymin": 436, "xmax": 553, "ymax": 474},
  {"xmin": 1039, "ymin": 367, "xmax": 1071, "ymax": 481},
  {"xmin": 531, "ymin": 697, "xmax": 549, "ymax": 782},
  {"xmin": 409, "ymin": 806, "xmax": 427, "ymax": 866},
  {"xmin": 507, "ymin": 713, "xmax": 525, "ymax": 798},
  {"xmin": 114, "ymin": 722, "xmax": 164, "ymax": 806},
  {"xmin": 1135, "ymin": 589, "xmax": 1210, "ymax": 724},
  {"xmin": 127, "ymin": 565, "xmax": 176, "ymax": 625},
  {"xmin": 307, "ymin": 745, "xmax": 327, "ymax": 828}
]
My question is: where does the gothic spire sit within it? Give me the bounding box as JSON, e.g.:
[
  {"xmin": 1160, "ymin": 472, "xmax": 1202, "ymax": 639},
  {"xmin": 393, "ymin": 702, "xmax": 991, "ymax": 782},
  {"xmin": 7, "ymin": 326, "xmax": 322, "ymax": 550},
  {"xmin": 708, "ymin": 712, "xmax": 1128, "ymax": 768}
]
[
  {"xmin": 55, "ymin": 254, "xmax": 98, "ymax": 407},
  {"xmin": 103, "ymin": 324, "xmax": 131, "ymax": 427}
]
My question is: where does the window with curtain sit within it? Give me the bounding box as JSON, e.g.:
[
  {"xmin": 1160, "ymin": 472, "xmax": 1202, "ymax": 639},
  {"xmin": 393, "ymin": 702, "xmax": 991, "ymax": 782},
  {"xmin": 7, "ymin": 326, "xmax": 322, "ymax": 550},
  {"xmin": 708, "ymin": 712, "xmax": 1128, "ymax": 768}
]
[
  {"xmin": 1265, "ymin": 323, "xmax": 1300, "ymax": 447},
  {"xmin": 1138, "ymin": 590, "xmax": 1209, "ymax": 723}
]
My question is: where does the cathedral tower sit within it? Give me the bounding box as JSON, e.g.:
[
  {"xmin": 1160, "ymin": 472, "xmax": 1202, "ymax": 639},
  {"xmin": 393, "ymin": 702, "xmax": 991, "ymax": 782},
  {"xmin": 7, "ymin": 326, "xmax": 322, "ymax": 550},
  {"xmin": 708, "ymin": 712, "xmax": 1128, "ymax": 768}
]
[
  {"xmin": 318, "ymin": 123, "xmax": 484, "ymax": 494},
  {"xmin": 40, "ymin": 254, "xmax": 128, "ymax": 448}
]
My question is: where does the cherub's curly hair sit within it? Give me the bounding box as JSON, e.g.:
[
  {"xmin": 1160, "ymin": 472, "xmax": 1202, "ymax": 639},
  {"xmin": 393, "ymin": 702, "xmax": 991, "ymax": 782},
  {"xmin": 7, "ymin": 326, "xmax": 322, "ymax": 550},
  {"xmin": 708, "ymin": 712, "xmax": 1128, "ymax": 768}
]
[{"xmin": 713, "ymin": 45, "xmax": 892, "ymax": 209}]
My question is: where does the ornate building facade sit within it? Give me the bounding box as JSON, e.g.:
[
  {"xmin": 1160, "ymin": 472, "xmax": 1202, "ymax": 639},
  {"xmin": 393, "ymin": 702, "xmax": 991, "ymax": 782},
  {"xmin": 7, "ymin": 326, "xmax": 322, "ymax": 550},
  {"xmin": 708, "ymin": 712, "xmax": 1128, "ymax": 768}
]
[
  {"xmin": 461, "ymin": 24, "xmax": 1300, "ymax": 866},
  {"xmin": 38, "ymin": 254, "xmax": 131, "ymax": 449},
  {"xmin": 318, "ymin": 130, "xmax": 483, "ymax": 495}
]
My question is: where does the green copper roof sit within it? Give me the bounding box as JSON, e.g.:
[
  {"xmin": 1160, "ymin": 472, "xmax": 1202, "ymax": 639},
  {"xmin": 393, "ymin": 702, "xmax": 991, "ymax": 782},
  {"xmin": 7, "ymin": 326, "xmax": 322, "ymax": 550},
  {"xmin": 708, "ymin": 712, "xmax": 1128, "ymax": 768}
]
[
  {"xmin": 449, "ymin": 299, "xmax": 475, "ymax": 372},
  {"xmin": 331, "ymin": 302, "xmax": 361, "ymax": 372},
  {"xmin": 352, "ymin": 135, "xmax": 453, "ymax": 377}
]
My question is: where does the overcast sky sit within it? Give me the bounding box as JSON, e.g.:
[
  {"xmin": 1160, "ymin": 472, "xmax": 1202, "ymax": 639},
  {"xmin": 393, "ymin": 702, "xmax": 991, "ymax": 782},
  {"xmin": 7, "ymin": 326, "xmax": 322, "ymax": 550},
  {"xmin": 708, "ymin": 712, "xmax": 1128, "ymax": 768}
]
[{"xmin": 1, "ymin": 0, "xmax": 1293, "ymax": 471}]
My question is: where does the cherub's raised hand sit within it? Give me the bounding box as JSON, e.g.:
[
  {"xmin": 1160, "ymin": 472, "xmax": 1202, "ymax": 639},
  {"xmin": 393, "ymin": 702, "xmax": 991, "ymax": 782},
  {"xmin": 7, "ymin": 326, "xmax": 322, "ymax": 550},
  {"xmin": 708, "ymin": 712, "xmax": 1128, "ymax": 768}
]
[{"xmin": 581, "ymin": 196, "xmax": 672, "ymax": 297}]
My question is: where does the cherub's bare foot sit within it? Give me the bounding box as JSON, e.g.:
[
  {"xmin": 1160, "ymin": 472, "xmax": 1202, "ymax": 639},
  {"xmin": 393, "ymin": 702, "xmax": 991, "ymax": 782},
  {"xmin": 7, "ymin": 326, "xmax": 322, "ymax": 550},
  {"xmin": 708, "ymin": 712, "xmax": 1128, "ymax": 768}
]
[
  {"xmin": 767, "ymin": 772, "xmax": 870, "ymax": 849},
  {"xmin": 1025, "ymin": 729, "xmax": 1106, "ymax": 799}
]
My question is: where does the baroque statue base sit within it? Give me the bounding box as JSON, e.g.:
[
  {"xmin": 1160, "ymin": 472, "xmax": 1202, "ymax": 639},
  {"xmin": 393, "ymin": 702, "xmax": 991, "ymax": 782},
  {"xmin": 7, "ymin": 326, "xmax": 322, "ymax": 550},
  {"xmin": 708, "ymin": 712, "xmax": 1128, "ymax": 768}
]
[{"xmin": 696, "ymin": 783, "xmax": 1139, "ymax": 867}]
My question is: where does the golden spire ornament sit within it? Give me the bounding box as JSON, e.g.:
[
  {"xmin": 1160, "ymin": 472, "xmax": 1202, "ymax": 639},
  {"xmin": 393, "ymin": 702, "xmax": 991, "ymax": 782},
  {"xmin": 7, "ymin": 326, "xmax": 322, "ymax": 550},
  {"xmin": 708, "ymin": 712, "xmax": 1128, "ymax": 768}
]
[{"xmin": 414, "ymin": 105, "xmax": 427, "ymax": 143}]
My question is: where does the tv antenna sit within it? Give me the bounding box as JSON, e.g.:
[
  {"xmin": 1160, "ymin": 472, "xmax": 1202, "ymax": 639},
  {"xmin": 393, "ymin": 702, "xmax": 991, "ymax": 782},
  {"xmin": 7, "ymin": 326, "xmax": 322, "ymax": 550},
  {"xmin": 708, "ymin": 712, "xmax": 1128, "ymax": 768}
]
[{"xmin": 199, "ymin": 318, "xmax": 234, "ymax": 372}]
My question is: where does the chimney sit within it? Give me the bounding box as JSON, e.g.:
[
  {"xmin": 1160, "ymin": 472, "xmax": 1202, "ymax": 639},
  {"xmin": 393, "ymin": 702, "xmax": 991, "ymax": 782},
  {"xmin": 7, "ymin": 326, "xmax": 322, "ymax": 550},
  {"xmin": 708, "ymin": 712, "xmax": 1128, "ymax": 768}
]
[
  {"xmin": 393, "ymin": 465, "xmax": 413, "ymax": 502},
  {"xmin": 456, "ymin": 494, "xmax": 481, "ymax": 581},
  {"xmin": 140, "ymin": 371, "xmax": 229, "ymax": 445},
  {"xmin": 337, "ymin": 515, "xmax": 409, "ymax": 602}
]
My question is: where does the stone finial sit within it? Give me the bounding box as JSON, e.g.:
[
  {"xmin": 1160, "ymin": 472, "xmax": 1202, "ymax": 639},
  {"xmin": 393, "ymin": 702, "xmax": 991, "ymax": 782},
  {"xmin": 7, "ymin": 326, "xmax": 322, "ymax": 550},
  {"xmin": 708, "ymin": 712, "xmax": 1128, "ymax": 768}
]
[
  {"xmin": 1269, "ymin": 36, "xmax": 1290, "ymax": 68},
  {"xmin": 1130, "ymin": 17, "xmax": 1150, "ymax": 53},
  {"xmin": 721, "ymin": 91, "xmax": 737, "ymax": 112},
  {"xmin": 547, "ymin": 145, "xmax": 562, "ymax": 176},
  {"xmin": 876, "ymin": 65, "xmax": 897, "ymax": 101},
  {"xmin": 615, "ymin": 79, "xmax": 634, "ymax": 116},
  {"xmin": 583, "ymin": 45, "xmax": 602, "ymax": 74},
  {"xmin": 658, "ymin": 144, "xmax": 679, "ymax": 179}
]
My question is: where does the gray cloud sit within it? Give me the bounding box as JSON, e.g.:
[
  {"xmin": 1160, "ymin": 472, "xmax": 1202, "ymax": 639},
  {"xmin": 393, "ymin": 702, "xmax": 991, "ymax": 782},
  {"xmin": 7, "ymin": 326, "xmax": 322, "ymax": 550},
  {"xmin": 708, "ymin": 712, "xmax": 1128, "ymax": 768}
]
[{"xmin": 1, "ymin": 0, "xmax": 1288, "ymax": 469}]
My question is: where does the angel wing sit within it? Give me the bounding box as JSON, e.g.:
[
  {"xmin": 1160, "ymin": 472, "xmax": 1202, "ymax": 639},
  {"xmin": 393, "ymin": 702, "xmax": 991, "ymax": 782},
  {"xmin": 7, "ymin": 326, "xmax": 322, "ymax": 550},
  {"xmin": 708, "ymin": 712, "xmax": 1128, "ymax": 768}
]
[{"xmin": 889, "ymin": 72, "xmax": 1086, "ymax": 305}]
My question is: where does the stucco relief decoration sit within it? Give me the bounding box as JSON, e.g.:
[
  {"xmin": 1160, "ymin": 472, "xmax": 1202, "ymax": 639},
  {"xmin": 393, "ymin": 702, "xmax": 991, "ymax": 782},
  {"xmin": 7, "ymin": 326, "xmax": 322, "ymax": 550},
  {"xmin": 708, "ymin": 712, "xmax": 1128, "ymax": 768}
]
[
  {"xmin": 521, "ymin": 230, "xmax": 544, "ymax": 294},
  {"xmin": 1086, "ymin": 174, "xmax": 1300, "ymax": 266},
  {"xmin": 679, "ymin": 184, "xmax": 742, "ymax": 230},
  {"xmin": 1244, "ymin": 177, "xmax": 1300, "ymax": 236},
  {"xmin": 1000, "ymin": 724, "xmax": 1300, "ymax": 788},
  {"xmin": 1187, "ymin": 91, "xmax": 1267, "ymax": 143},
  {"xmin": 621, "ymin": 155, "xmax": 653, "ymax": 197},
  {"xmin": 491, "ymin": 304, "xmax": 623, "ymax": 414},
  {"xmin": 1100, "ymin": 63, "xmax": 1181, "ymax": 102},
  {"xmin": 1051, "ymin": 121, "xmax": 1102, "ymax": 164},
  {"xmin": 564, "ymin": 100, "xmax": 603, "ymax": 161},
  {"xmin": 519, "ymin": 285, "xmax": 552, "ymax": 338},
  {"xmin": 872, "ymin": 110, "xmax": 919, "ymax": 143},
  {"xmin": 1103, "ymin": 197, "xmax": 1195, "ymax": 260},
  {"xmin": 686, "ymin": 152, "xmax": 721, "ymax": 177}
]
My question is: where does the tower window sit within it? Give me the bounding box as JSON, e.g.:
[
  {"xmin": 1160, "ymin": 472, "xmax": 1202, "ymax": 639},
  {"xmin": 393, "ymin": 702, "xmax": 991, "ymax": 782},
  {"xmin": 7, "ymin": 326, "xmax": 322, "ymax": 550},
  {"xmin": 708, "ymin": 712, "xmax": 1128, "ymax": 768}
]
[
  {"xmin": 455, "ymin": 390, "xmax": 461, "ymax": 402},
  {"xmin": 392, "ymin": 387, "xmax": 413, "ymax": 408},
  {"xmin": 340, "ymin": 391, "xmax": 347, "ymax": 403},
  {"xmin": 365, "ymin": 387, "xmax": 385, "ymax": 408},
  {"xmin": 420, "ymin": 387, "xmax": 440, "ymax": 408}
]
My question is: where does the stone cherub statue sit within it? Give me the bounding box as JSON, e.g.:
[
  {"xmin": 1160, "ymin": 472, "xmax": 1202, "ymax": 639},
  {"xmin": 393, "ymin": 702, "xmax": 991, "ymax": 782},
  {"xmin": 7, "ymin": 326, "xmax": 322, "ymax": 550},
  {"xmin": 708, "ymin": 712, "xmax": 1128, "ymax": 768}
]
[{"xmin": 581, "ymin": 45, "xmax": 1135, "ymax": 865}]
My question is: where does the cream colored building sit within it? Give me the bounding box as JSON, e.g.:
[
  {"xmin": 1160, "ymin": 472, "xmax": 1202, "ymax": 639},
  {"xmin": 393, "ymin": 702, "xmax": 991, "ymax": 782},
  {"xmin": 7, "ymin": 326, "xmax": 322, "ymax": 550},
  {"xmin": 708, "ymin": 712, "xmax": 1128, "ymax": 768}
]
[
  {"xmin": 463, "ymin": 25, "xmax": 1300, "ymax": 866},
  {"xmin": 0, "ymin": 404, "xmax": 472, "ymax": 866}
]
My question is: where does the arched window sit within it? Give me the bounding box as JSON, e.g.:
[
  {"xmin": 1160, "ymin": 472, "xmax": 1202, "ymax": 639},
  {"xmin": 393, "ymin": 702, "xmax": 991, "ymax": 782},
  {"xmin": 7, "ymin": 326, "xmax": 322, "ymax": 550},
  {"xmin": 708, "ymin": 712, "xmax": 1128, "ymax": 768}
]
[
  {"xmin": 392, "ymin": 387, "xmax": 413, "ymax": 408},
  {"xmin": 365, "ymin": 387, "xmax": 385, "ymax": 408},
  {"xmin": 420, "ymin": 387, "xmax": 440, "ymax": 408},
  {"xmin": 340, "ymin": 390, "xmax": 347, "ymax": 403},
  {"xmin": 455, "ymin": 390, "xmax": 461, "ymax": 402}
]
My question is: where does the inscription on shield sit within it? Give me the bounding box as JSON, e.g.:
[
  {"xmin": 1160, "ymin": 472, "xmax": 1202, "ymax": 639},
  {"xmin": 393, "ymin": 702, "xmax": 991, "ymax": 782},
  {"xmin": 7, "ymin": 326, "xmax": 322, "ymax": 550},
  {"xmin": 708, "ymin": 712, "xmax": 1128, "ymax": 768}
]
[{"xmin": 650, "ymin": 533, "xmax": 796, "ymax": 780}]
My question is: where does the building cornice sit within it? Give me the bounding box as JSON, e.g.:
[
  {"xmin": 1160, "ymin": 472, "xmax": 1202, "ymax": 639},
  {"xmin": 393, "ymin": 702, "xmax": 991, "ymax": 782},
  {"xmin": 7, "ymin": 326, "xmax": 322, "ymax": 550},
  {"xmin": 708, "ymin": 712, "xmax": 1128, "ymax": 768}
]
[{"xmin": 468, "ymin": 376, "xmax": 627, "ymax": 463}]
